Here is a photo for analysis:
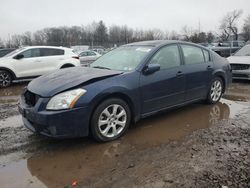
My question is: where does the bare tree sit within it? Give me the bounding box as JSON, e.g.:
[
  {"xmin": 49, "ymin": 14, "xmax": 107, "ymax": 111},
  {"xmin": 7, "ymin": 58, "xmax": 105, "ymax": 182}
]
[
  {"xmin": 10, "ymin": 35, "xmax": 22, "ymax": 47},
  {"xmin": 0, "ymin": 38, "xmax": 4, "ymax": 48},
  {"xmin": 21, "ymin": 32, "xmax": 32, "ymax": 46},
  {"xmin": 33, "ymin": 30, "xmax": 47, "ymax": 45},
  {"xmin": 169, "ymin": 31, "xmax": 179, "ymax": 40},
  {"xmin": 151, "ymin": 29, "xmax": 164, "ymax": 40},
  {"xmin": 242, "ymin": 15, "xmax": 250, "ymax": 42},
  {"xmin": 206, "ymin": 32, "xmax": 215, "ymax": 43},
  {"xmin": 219, "ymin": 9, "xmax": 243, "ymax": 41},
  {"xmin": 109, "ymin": 25, "xmax": 122, "ymax": 46},
  {"xmin": 85, "ymin": 22, "xmax": 98, "ymax": 47},
  {"xmin": 181, "ymin": 26, "xmax": 194, "ymax": 41}
]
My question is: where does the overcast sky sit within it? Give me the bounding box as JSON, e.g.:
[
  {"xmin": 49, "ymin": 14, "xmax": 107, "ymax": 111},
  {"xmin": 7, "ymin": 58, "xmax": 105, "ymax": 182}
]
[{"xmin": 1, "ymin": 0, "xmax": 250, "ymax": 40}]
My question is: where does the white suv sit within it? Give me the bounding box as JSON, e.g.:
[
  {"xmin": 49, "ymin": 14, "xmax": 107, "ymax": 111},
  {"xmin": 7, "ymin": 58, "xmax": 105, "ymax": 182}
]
[{"xmin": 0, "ymin": 46, "xmax": 80, "ymax": 87}]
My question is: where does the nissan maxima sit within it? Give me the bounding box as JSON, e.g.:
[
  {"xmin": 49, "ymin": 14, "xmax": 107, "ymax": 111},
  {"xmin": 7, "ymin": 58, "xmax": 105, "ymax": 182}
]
[{"xmin": 19, "ymin": 40, "xmax": 232, "ymax": 142}]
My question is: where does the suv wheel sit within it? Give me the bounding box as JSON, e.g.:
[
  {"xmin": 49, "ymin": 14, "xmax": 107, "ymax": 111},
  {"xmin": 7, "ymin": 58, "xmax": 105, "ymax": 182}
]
[
  {"xmin": 91, "ymin": 98, "xmax": 131, "ymax": 142},
  {"xmin": 0, "ymin": 71, "xmax": 12, "ymax": 88}
]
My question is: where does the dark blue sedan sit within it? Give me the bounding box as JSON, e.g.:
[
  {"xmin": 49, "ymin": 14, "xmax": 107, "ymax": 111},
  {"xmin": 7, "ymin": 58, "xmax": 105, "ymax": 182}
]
[{"xmin": 19, "ymin": 40, "xmax": 232, "ymax": 141}]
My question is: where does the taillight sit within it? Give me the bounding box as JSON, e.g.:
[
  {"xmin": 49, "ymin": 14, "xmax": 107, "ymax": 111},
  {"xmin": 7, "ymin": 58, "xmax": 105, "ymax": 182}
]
[{"xmin": 72, "ymin": 56, "xmax": 79, "ymax": 60}]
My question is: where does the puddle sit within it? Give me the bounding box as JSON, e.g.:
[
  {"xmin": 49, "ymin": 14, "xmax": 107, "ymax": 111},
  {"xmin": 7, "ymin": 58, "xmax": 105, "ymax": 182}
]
[
  {"xmin": 0, "ymin": 84, "xmax": 26, "ymax": 103},
  {"xmin": 0, "ymin": 98, "xmax": 249, "ymax": 187},
  {"xmin": 224, "ymin": 82, "xmax": 250, "ymax": 102},
  {"xmin": 0, "ymin": 115, "xmax": 22, "ymax": 128}
]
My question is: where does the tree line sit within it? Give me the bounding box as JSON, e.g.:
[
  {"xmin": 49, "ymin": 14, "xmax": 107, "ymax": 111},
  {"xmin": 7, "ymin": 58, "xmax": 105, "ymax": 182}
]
[{"xmin": 1, "ymin": 10, "xmax": 250, "ymax": 48}]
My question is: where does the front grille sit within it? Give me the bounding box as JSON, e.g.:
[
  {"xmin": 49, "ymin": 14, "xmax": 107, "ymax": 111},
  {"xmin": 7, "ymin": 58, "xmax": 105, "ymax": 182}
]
[
  {"xmin": 230, "ymin": 64, "xmax": 250, "ymax": 70},
  {"xmin": 24, "ymin": 90, "xmax": 39, "ymax": 107},
  {"xmin": 232, "ymin": 73, "xmax": 249, "ymax": 78}
]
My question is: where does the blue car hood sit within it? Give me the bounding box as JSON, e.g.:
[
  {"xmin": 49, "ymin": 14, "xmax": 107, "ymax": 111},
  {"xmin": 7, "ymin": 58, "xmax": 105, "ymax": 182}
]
[{"xmin": 28, "ymin": 67, "xmax": 123, "ymax": 97}]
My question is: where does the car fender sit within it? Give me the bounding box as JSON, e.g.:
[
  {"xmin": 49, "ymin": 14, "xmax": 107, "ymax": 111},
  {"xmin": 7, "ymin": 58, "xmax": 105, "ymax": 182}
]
[
  {"xmin": 76, "ymin": 72, "xmax": 141, "ymax": 123},
  {"xmin": 0, "ymin": 66, "xmax": 17, "ymax": 79},
  {"xmin": 211, "ymin": 69, "xmax": 227, "ymax": 92},
  {"xmin": 89, "ymin": 86, "xmax": 140, "ymax": 123},
  {"xmin": 0, "ymin": 58, "xmax": 18, "ymax": 79},
  {"xmin": 57, "ymin": 59, "xmax": 80, "ymax": 69}
]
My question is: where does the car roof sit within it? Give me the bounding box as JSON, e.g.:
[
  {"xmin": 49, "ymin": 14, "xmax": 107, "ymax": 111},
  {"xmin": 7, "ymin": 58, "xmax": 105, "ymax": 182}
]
[
  {"xmin": 21, "ymin": 46, "xmax": 70, "ymax": 50},
  {"xmin": 0, "ymin": 48, "xmax": 16, "ymax": 51},
  {"xmin": 79, "ymin": 50, "xmax": 96, "ymax": 53},
  {"xmin": 124, "ymin": 40, "xmax": 205, "ymax": 48}
]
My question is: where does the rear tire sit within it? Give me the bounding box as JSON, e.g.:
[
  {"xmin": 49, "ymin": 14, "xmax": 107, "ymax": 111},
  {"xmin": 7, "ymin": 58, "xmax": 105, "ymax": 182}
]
[
  {"xmin": 90, "ymin": 98, "xmax": 131, "ymax": 142},
  {"xmin": 207, "ymin": 77, "xmax": 223, "ymax": 104},
  {"xmin": 0, "ymin": 70, "xmax": 12, "ymax": 88}
]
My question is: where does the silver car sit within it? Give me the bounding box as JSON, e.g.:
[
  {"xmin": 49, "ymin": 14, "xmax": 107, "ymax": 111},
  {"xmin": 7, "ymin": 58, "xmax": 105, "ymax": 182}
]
[
  {"xmin": 227, "ymin": 44, "xmax": 250, "ymax": 80},
  {"xmin": 78, "ymin": 50, "xmax": 101, "ymax": 66}
]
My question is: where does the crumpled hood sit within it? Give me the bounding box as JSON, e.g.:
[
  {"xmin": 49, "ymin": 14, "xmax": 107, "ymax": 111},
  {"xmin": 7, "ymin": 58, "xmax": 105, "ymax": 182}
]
[
  {"xmin": 227, "ymin": 56, "xmax": 250, "ymax": 64},
  {"xmin": 28, "ymin": 67, "xmax": 123, "ymax": 97}
]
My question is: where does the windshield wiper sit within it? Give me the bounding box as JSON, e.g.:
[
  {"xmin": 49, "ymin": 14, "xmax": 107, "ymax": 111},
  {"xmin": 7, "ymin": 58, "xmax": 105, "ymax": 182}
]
[{"xmin": 92, "ymin": 66, "xmax": 111, "ymax": 70}]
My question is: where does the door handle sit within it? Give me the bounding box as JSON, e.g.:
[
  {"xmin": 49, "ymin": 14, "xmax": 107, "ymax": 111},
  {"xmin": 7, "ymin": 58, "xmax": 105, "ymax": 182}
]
[
  {"xmin": 207, "ymin": 65, "xmax": 213, "ymax": 70},
  {"xmin": 176, "ymin": 71, "xmax": 183, "ymax": 77}
]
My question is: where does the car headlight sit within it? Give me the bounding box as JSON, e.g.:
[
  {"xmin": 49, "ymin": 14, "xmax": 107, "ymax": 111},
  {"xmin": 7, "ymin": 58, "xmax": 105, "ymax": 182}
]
[{"xmin": 46, "ymin": 88, "xmax": 86, "ymax": 110}]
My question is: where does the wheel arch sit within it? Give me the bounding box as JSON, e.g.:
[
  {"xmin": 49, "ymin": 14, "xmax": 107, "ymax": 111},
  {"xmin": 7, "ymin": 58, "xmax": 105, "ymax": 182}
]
[
  {"xmin": 0, "ymin": 67, "xmax": 16, "ymax": 79},
  {"xmin": 60, "ymin": 63, "xmax": 75, "ymax": 69},
  {"xmin": 88, "ymin": 92, "xmax": 137, "ymax": 133},
  {"xmin": 212, "ymin": 71, "xmax": 226, "ymax": 93}
]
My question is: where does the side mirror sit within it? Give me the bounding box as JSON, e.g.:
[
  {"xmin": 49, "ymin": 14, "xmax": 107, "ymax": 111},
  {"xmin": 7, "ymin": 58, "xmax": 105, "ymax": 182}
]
[
  {"xmin": 143, "ymin": 64, "xmax": 160, "ymax": 75},
  {"xmin": 14, "ymin": 54, "xmax": 24, "ymax": 60}
]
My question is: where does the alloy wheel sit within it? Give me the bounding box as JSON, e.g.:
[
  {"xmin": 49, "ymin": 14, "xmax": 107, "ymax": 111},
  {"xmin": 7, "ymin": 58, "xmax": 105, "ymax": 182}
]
[
  {"xmin": 0, "ymin": 72, "xmax": 11, "ymax": 87},
  {"xmin": 98, "ymin": 104, "xmax": 127, "ymax": 138},
  {"xmin": 210, "ymin": 80, "xmax": 222, "ymax": 102}
]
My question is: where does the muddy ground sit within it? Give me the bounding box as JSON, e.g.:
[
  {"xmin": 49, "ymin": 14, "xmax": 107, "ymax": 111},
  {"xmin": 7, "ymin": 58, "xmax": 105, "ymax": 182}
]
[{"xmin": 0, "ymin": 81, "xmax": 249, "ymax": 188}]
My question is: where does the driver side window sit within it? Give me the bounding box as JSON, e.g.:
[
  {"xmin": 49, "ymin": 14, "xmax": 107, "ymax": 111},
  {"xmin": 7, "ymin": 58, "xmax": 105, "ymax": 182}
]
[
  {"xmin": 80, "ymin": 52, "xmax": 88, "ymax": 57},
  {"xmin": 150, "ymin": 45, "xmax": 181, "ymax": 69}
]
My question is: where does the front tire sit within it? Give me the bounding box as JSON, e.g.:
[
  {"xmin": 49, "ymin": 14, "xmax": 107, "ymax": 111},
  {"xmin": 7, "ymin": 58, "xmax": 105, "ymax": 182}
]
[
  {"xmin": 207, "ymin": 77, "xmax": 223, "ymax": 104},
  {"xmin": 91, "ymin": 98, "xmax": 131, "ymax": 142},
  {"xmin": 0, "ymin": 70, "xmax": 12, "ymax": 88}
]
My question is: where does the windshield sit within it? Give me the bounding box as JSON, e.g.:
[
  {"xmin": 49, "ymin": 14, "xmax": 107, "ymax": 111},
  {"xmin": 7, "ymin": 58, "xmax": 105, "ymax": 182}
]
[
  {"xmin": 4, "ymin": 47, "xmax": 25, "ymax": 57},
  {"xmin": 90, "ymin": 46, "xmax": 152, "ymax": 71},
  {"xmin": 234, "ymin": 45, "xmax": 250, "ymax": 56}
]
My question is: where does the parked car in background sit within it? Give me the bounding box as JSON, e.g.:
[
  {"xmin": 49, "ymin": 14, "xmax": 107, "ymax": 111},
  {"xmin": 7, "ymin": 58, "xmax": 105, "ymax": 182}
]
[
  {"xmin": 227, "ymin": 44, "xmax": 250, "ymax": 80},
  {"xmin": 19, "ymin": 40, "xmax": 232, "ymax": 142},
  {"xmin": 198, "ymin": 43, "xmax": 215, "ymax": 48},
  {"xmin": 78, "ymin": 50, "xmax": 101, "ymax": 66},
  {"xmin": 0, "ymin": 46, "xmax": 80, "ymax": 87},
  {"xmin": 211, "ymin": 41, "xmax": 245, "ymax": 57},
  {"xmin": 0, "ymin": 48, "xmax": 16, "ymax": 57}
]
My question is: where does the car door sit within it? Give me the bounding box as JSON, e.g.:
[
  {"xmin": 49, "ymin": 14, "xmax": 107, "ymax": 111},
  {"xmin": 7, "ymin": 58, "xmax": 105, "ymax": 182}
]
[
  {"xmin": 79, "ymin": 52, "xmax": 89, "ymax": 65},
  {"xmin": 14, "ymin": 48, "xmax": 44, "ymax": 77},
  {"xmin": 87, "ymin": 51, "xmax": 98, "ymax": 62},
  {"xmin": 140, "ymin": 44, "xmax": 186, "ymax": 114},
  {"xmin": 180, "ymin": 44, "xmax": 213, "ymax": 101},
  {"xmin": 38, "ymin": 48, "xmax": 65, "ymax": 73}
]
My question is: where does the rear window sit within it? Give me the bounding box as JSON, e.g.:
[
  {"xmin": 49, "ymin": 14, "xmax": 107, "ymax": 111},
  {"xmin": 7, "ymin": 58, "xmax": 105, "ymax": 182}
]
[
  {"xmin": 40, "ymin": 48, "xmax": 64, "ymax": 56},
  {"xmin": 181, "ymin": 45, "xmax": 205, "ymax": 65}
]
